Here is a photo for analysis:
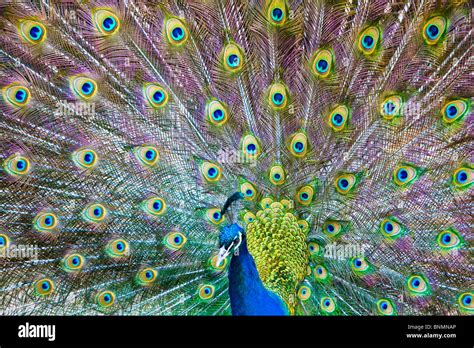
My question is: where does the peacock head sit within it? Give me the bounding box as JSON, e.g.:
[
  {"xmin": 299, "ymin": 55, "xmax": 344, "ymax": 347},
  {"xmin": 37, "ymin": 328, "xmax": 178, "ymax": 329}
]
[{"xmin": 217, "ymin": 223, "xmax": 245, "ymax": 266}]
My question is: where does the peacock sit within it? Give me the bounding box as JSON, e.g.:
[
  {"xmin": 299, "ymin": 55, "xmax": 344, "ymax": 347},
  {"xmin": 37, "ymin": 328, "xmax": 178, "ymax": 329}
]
[{"xmin": 0, "ymin": 0, "xmax": 472, "ymax": 317}]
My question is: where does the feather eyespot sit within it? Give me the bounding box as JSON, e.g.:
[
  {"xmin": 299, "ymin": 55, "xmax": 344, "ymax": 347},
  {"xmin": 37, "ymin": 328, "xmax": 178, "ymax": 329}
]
[
  {"xmin": 82, "ymin": 203, "xmax": 107, "ymax": 223},
  {"xmin": 240, "ymin": 182, "xmax": 257, "ymax": 201},
  {"xmin": 442, "ymin": 99, "xmax": 470, "ymax": 124},
  {"xmin": 164, "ymin": 232, "xmax": 187, "ymax": 251},
  {"xmin": 376, "ymin": 299, "xmax": 396, "ymax": 316},
  {"xmin": 198, "ymin": 284, "xmax": 215, "ymax": 300},
  {"xmin": 380, "ymin": 95, "xmax": 403, "ymax": 120},
  {"xmin": 200, "ymin": 161, "xmax": 222, "ymax": 182},
  {"xmin": 296, "ymin": 185, "xmax": 314, "ymax": 205},
  {"xmin": 298, "ymin": 220, "xmax": 309, "ymax": 234},
  {"xmin": 314, "ymin": 264, "xmax": 329, "ymax": 282},
  {"xmin": 33, "ymin": 212, "xmax": 58, "ymax": 232},
  {"xmin": 92, "ymin": 9, "xmax": 120, "ymax": 36},
  {"xmin": 3, "ymin": 154, "xmax": 31, "ymax": 176},
  {"xmin": 406, "ymin": 274, "xmax": 431, "ymax": 296},
  {"xmin": 358, "ymin": 26, "xmax": 381, "ymax": 55},
  {"xmin": 3, "ymin": 84, "xmax": 31, "ymax": 107},
  {"xmin": 328, "ymin": 105, "xmax": 350, "ymax": 132},
  {"xmin": 320, "ymin": 297, "xmax": 336, "ymax": 313},
  {"xmin": 269, "ymin": 165, "xmax": 285, "ymax": 186},
  {"xmin": 70, "ymin": 76, "xmax": 98, "ymax": 100},
  {"xmin": 243, "ymin": 211, "xmax": 256, "ymax": 225},
  {"xmin": 334, "ymin": 173, "xmax": 356, "ymax": 194},
  {"xmin": 97, "ymin": 290, "xmax": 115, "ymax": 307},
  {"xmin": 322, "ymin": 220, "xmax": 344, "ymax": 238},
  {"xmin": 34, "ymin": 278, "xmax": 55, "ymax": 296},
  {"xmin": 268, "ymin": 83, "xmax": 289, "ymax": 110},
  {"xmin": 72, "ymin": 148, "xmax": 98, "ymax": 170},
  {"xmin": 422, "ymin": 16, "xmax": 447, "ymax": 45},
  {"xmin": 452, "ymin": 166, "xmax": 472, "ymax": 188},
  {"xmin": 380, "ymin": 217, "xmax": 404, "ymax": 240},
  {"xmin": 143, "ymin": 83, "xmax": 169, "ymax": 109},
  {"xmin": 0, "ymin": 234, "xmax": 10, "ymax": 250},
  {"xmin": 222, "ymin": 43, "xmax": 244, "ymax": 73},
  {"xmin": 267, "ymin": 0, "xmax": 288, "ymax": 26},
  {"xmin": 136, "ymin": 268, "xmax": 157, "ymax": 285},
  {"xmin": 134, "ymin": 145, "xmax": 159, "ymax": 167},
  {"xmin": 393, "ymin": 164, "xmax": 420, "ymax": 187},
  {"xmin": 62, "ymin": 253, "xmax": 85, "ymax": 272},
  {"xmin": 308, "ymin": 241, "xmax": 321, "ymax": 257},
  {"xmin": 106, "ymin": 239, "xmax": 129, "ymax": 258},
  {"xmin": 436, "ymin": 229, "xmax": 463, "ymax": 250},
  {"xmin": 311, "ymin": 48, "xmax": 334, "ymax": 78},
  {"xmin": 289, "ymin": 132, "xmax": 308, "ymax": 158},
  {"xmin": 165, "ymin": 17, "xmax": 188, "ymax": 46},
  {"xmin": 297, "ymin": 285, "xmax": 311, "ymax": 301},
  {"xmin": 350, "ymin": 257, "xmax": 371, "ymax": 276},
  {"xmin": 241, "ymin": 134, "xmax": 261, "ymax": 159},
  {"xmin": 19, "ymin": 20, "xmax": 46, "ymax": 44},
  {"xmin": 458, "ymin": 292, "xmax": 473, "ymax": 313},
  {"xmin": 206, "ymin": 100, "xmax": 228, "ymax": 126},
  {"xmin": 142, "ymin": 197, "xmax": 166, "ymax": 217},
  {"xmin": 207, "ymin": 208, "xmax": 225, "ymax": 225}
]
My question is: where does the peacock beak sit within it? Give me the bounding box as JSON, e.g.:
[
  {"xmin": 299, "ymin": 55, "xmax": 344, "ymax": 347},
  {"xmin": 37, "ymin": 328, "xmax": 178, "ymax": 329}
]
[{"xmin": 216, "ymin": 245, "xmax": 231, "ymax": 267}]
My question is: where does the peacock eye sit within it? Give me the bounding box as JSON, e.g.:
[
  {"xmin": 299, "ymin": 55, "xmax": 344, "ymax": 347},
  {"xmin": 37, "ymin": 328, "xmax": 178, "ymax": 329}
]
[
  {"xmin": 436, "ymin": 229, "xmax": 463, "ymax": 250},
  {"xmin": 206, "ymin": 100, "xmax": 229, "ymax": 126},
  {"xmin": 3, "ymin": 154, "xmax": 31, "ymax": 176},
  {"xmin": 452, "ymin": 166, "xmax": 472, "ymax": 188},
  {"xmin": 267, "ymin": 0, "xmax": 288, "ymax": 26},
  {"xmin": 92, "ymin": 9, "xmax": 120, "ymax": 36},
  {"xmin": 207, "ymin": 208, "xmax": 225, "ymax": 225},
  {"xmin": 19, "ymin": 20, "xmax": 47, "ymax": 44},
  {"xmin": 441, "ymin": 99, "xmax": 470, "ymax": 124},
  {"xmin": 63, "ymin": 253, "xmax": 85, "ymax": 272},
  {"xmin": 358, "ymin": 26, "xmax": 381, "ymax": 55},
  {"xmin": 422, "ymin": 16, "xmax": 447, "ymax": 45},
  {"xmin": 289, "ymin": 132, "xmax": 308, "ymax": 158},
  {"xmin": 406, "ymin": 274, "xmax": 431, "ymax": 296},
  {"xmin": 34, "ymin": 278, "xmax": 55, "ymax": 296},
  {"xmin": 376, "ymin": 298, "xmax": 396, "ymax": 315},
  {"xmin": 201, "ymin": 161, "xmax": 222, "ymax": 182},
  {"xmin": 142, "ymin": 197, "xmax": 167, "ymax": 217},
  {"xmin": 198, "ymin": 284, "xmax": 215, "ymax": 300},
  {"xmin": 106, "ymin": 239, "xmax": 130, "ymax": 258},
  {"xmin": 241, "ymin": 134, "xmax": 261, "ymax": 159},
  {"xmin": 269, "ymin": 165, "xmax": 285, "ymax": 186},
  {"xmin": 72, "ymin": 148, "xmax": 98, "ymax": 169},
  {"xmin": 222, "ymin": 43, "xmax": 244, "ymax": 73},
  {"xmin": 137, "ymin": 267, "xmax": 157, "ymax": 285},
  {"xmin": 97, "ymin": 290, "xmax": 116, "ymax": 307},
  {"xmin": 33, "ymin": 212, "xmax": 58, "ymax": 232},
  {"xmin": 311, "ymin": 48, "xmax": 334, "ymax": 78},
  {"xmin": 334, "ymin": 173, "xmax": 356, "ymax": 194},
  {"xmin": 164, "ymin": 17, "xmax": 188, "ymax": 46},
  {"xmin": 164, "ymin": 232, "xmax": 187, "ymax": 251},
  {"xmin": 328, "ymin": 105, "xmax": 350, "ymax": 132},
  {"xmin": 240, "ymin": 182, "xmax": 257, "ymax": 201},
  {"xmin": 268, "ymin": 83, "xmax": 289, "ymax": 110},
  {"xmin": 3, "ymin": 84, "xmax": 31, "ymax": 107},
  {"xmin": 380, "ymin": 95, "xmax": 403, "ymax": 120},
  {"xmin": 143, "ymin": 83, "xmax": 169, "ymax": 109},
  {"xmin": 296, "ymin": 185, "xmax": 315, "ymax": 205},
  {"xmin": 70, "ymin": 76, "xmax": 98, "ymax": 100},
  {"xmin": 134, "ymin": 145, "xmax": 160, "ymax": 167},
  {"xmin": 323, "ymin": 220, "xmax": 344, "ymax": 238},
  {"xmin": 393, "ymin": 164, "xmax": 420, "ymax": 187},
  {"xmin": 83, "ymin": 203, "xmax": 107, "ymax": 223}
]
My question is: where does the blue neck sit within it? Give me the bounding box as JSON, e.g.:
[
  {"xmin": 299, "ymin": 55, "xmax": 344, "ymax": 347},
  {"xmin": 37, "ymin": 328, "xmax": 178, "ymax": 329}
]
[{"xmin": 228, "ymin": 237, "xmax": 288, "ymax": 316}]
